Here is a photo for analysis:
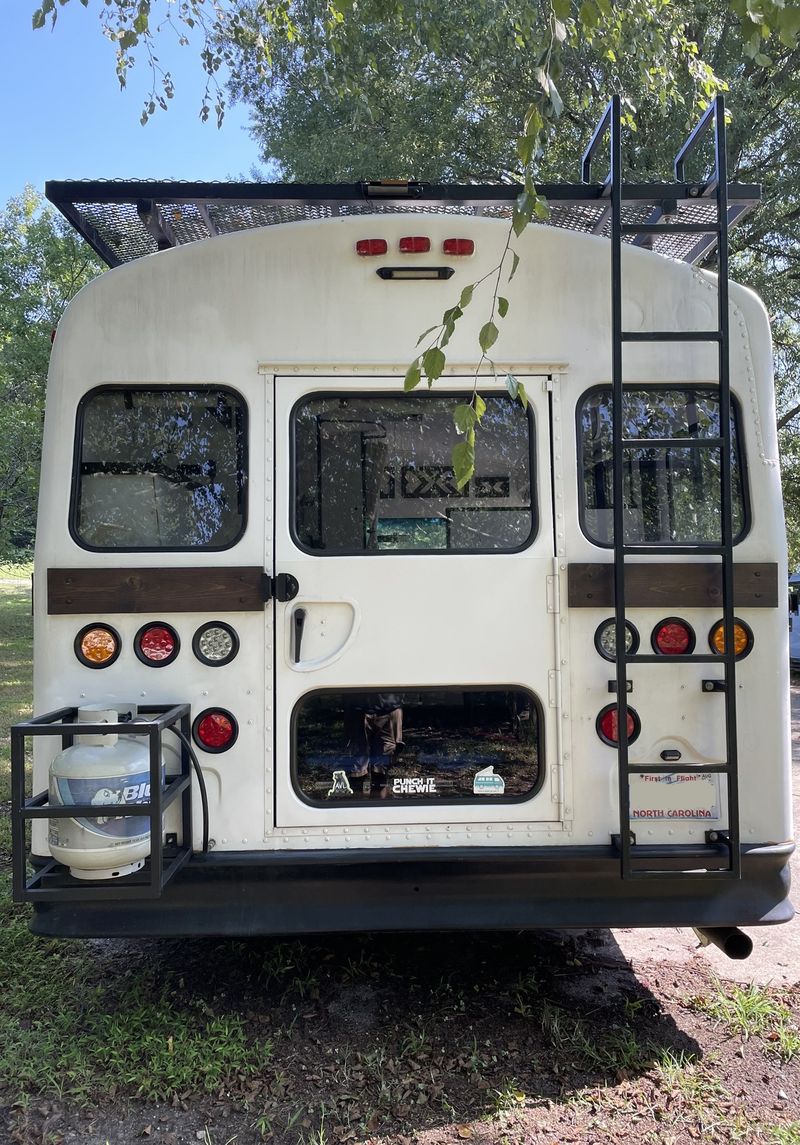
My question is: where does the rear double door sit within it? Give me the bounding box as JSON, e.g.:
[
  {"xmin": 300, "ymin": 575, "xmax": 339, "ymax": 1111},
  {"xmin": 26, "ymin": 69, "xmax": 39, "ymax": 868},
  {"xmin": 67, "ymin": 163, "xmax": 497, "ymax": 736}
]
[{"xmin": 271, "ymin": 376, "xmax": 561, "ymax": 832}]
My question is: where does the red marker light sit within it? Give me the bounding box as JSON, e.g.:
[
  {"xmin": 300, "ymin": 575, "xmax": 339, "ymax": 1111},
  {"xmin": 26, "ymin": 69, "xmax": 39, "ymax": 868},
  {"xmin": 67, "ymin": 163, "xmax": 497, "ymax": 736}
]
[
  {"xmin": 442, "ymin": 238, "xmax": 475, "ymax": 256},
  {"xmin": 356, "ymin": 239, "xmax": 388, "ymax": 256},
  {"xmin": 135, "ymin": 622, "xmax": 180, "ymax": 666},
  {"xmin": 652, "ymin": 619, "xmax": 695, "ymax": 656},
  {"xmin": 193, "ymin": 708, "xmax": 238, "ymax": 752},
  {"xmin": 399, "ymin": 236, "xmax": 431, "ymax": 253},
  {"xmin": 597, "ymin": 704, "xmax": 640, "ymax": 746}
]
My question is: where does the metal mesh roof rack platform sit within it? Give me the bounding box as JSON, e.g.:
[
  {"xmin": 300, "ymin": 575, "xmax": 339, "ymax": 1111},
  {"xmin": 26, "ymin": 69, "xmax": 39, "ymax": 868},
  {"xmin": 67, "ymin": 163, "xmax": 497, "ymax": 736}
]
[{"xmin": 45, "ymin": 178, "xmax": 760, "ymax": 270}]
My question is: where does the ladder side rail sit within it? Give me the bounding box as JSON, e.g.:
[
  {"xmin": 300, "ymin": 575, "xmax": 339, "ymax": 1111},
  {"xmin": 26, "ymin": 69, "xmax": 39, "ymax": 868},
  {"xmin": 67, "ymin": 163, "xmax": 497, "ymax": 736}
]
[
  {"xmin": 581, "ymin": 100, "xmax": 615, "ymax": 184},
  {"xmin": 714, "ymin": 95, "xmax": 742, "ymax": 878},
  {"xmin": 608, "ymin": 95, "xmax": 633, "ymax": 877}
]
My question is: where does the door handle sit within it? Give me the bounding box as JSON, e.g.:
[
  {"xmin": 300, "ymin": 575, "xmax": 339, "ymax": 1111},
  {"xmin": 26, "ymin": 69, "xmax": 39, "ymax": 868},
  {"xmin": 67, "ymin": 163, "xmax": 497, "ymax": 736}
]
[{"xmin": 293, "ymin": 608, "xmax": 306, "ymax": 663}]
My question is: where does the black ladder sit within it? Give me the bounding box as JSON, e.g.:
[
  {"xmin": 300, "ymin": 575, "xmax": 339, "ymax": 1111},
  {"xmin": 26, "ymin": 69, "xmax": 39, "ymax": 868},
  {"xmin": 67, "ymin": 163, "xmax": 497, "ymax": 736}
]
[{"xmin": 582, "ymin": 94, "xmax": 741, "ymax": 880}]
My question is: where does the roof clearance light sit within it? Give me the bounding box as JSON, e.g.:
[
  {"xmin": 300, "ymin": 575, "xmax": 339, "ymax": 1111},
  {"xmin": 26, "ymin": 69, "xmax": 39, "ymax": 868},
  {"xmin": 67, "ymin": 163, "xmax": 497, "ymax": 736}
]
[
  {"xmin": 193, "ymin": 708, "xmax": 238, "ymax": 753},
  {"xmin": 75, "ymin": 623, "xmax": 121, "ymax": 669},
  {"xmin": 399, "ymin": 236, "xmax": 431, "ymax": 253},
  {"xmin": 135, "ymin": 622, "xmax": 180, "ymax": 666},
  {"xmin": 596, "ymin": 704, "xmax": 641, "ymax": 746},
  {"xmin": 442, "ymin": 238, "xmax": 475, "ymax": 256},
  {"xmin": 356, "ymin": 239, "xmax": 388, "ymax": 256},
  {"xmin": 709, "ymin": 618, "xmax": 753, "ymax": 659},
  {"xmin": 594, "ymin": 618, "xmax": 639, "ymax": 662},
  {"xmin": 652, "ymin": 618, "xmax": 695, "ymax": 656},
  {"xmin": 193, "ymin": 621, "xmax": 239, "ymax": 666}
]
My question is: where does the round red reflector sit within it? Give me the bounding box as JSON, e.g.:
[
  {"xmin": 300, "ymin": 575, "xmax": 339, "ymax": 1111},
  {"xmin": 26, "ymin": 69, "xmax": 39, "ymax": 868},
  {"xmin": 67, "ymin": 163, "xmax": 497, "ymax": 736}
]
[
  {"xmin": 399, "ymin": 236, "xmax": 431, "ymax": 253},
  {"xmin": 652, "ymin": 618, "xmax": 695, "ymax": 656},
  {"xmin": 597, "ymin": 704, "xmax": 640, "ymax": 746},
  {"xmin": 442, "ymin": 238, "xmax": 475, "ymax": 256},
  {"xmin": 356, "ymin": 238, "xmax": 388, "ymax": 256},
  {"xmin": 135, "ymin": 622, "xmax": 180, "ymax": 666},
  {"xmin": 193, "ymin": 708, "xmax": 238, "ymax": 752}
]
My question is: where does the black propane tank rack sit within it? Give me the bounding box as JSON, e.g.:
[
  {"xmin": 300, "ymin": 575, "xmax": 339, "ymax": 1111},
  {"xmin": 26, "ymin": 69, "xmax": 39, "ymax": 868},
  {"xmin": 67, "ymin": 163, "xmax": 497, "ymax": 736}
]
[{"xmin": 11, "ymin": 703, "xmax": 192, "ymax": 902}]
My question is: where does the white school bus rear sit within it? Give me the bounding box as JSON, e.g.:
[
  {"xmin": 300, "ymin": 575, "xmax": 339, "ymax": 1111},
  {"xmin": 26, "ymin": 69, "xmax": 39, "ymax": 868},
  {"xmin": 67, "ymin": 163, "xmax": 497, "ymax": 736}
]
[{"xmin": 13, "ymin": 125, "xmax": 794, "ymax": 947}]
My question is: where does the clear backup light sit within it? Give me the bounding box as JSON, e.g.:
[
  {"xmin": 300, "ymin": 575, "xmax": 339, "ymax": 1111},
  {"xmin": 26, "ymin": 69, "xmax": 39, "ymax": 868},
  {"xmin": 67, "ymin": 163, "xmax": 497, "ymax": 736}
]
[
  {"xmin": 596, "ymin": 703, "xmax": 641, "ymax": 746},
  {"xmin": 134, "ymin": 622, "xmax": 180, "ymax": 666},
  {"xmin": 75, "ymin": 623, "xmax": 121, "ymax": 668},
  {"xmin": 709, "ymin": 617, "xmax": 753, "ymax": 659},
  {"xmin": 193, "ymin": 621, "xmax": 239, "ymax": 666},
  {"xmin": 193, "ymin": 708, "xmax": 238, "ymax": 752},
  {"xmin": 652, "ymin": 618, "xmax": 695, "ymax": 656},
  {"xmin": 594, "ymin": 618, "xmax": 639, "ymax": 661},
  {"xmin": 399, "ymin": 236, "xmax": 431, "ymax": 253}
]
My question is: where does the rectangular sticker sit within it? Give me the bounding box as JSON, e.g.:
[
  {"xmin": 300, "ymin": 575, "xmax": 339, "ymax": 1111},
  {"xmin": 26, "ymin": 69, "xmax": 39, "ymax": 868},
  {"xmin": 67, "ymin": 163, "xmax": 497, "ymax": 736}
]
[{"xmin": 630, "ymin": 772, "xmax": 720, "ymax": 820}]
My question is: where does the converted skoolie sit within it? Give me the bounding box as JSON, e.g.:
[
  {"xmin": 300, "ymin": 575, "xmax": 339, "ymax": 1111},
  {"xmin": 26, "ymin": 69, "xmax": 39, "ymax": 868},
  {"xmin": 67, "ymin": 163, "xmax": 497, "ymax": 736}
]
[{"xmin": 12, "ymin": 98, "xmax": 794, "ymax": 951}]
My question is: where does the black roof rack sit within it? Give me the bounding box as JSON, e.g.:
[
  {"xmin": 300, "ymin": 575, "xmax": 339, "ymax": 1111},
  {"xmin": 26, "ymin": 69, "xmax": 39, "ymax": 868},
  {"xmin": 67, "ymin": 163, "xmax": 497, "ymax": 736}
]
[{"xmin": 45, "ymin": 178, "xmax": 760, "ymax": 270}]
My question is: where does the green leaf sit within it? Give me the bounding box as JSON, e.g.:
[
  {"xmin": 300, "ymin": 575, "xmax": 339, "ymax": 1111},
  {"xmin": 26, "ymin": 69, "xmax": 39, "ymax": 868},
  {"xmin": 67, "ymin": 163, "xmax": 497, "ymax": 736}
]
[
  {"xmin": 474, "ymin": 393, "xmax": 487, "ymax": 421},
  {"xmin": 453, "ymin": 403, "xmax": 478, "ymax": 434},
  {"xmin": 479, "ymin": 321, "xmax": 498, "ymax": 353},
  {"xmin": 505, "ymin": 373, "xmax": 519, "ymax": 400},
  {"xmin": 32, "ymin": 8, "xmax": 46, "ymax": 28},
  {"xmin": 517, "ymin": 381, "xmax": 529, "ymax": 410},
  {"xmin": 553, "ymin": 18, "xmax": 567, "ymax": 42},
  {"xmin": 509, "ymin": 251, "xmax": 521, "ymax": 282},
  {"xmin": 459, "ymin": 284, "xmax": 474, "ymax": 309},
  {"xmin": 548, "ymin": 78, "xmax": 564, "ymax": 117},
  {"xmin": 404, "ymin": 360, "xmax": 422, "ymax": 391},
  {"xmin": 497, "ymin": 296, "xmax": 509, "ymax": 319},
  {"xmin": 416, "ymin": 325, "xmax": 439, "ymax": 347},
  {"xmin": 452, "ymin": 440, "xmax": 475, "ymax": 490},
  {"xmin": 754, "ymin": 52, "xmax": 773, "ymax": 65},
  {"xmin": 517, "ymin": 134, "xmax": 536, "ymax": 167},
  {"xmin": 422, "ymin": 346, "xmax": 446, "ymax": 382}
]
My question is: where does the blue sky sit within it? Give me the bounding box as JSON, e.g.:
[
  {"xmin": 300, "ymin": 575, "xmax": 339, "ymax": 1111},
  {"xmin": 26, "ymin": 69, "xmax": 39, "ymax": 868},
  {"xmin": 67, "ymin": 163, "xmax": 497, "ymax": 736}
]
[{"xmin": 1, "ymin": 3, "xmax": 260, "ymax": 205}]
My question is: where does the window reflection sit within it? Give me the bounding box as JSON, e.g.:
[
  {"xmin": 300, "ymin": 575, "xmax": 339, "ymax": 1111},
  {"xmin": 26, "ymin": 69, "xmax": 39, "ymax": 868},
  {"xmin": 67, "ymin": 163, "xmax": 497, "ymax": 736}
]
[
  {"xmin": 73, "ymin": 387, "xmax": 247, "ymax": 550},
  {"xmin": 294, "ymin": 688, "xmax": 541, "ymax": 804},
  {"xmin": 293, "ymin": 394, "xmax": 534, "ymax": 553},
  {"xmin": 579, "ymin": 388, "xmax": 746, "ymax": 545}
]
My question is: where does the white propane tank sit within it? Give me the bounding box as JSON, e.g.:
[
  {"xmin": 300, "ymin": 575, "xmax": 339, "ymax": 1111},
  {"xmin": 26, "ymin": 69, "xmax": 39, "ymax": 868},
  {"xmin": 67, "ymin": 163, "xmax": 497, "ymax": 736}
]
[{"xmin": 49, "ymin": 705, "xmax": 155, "ymax": 880}]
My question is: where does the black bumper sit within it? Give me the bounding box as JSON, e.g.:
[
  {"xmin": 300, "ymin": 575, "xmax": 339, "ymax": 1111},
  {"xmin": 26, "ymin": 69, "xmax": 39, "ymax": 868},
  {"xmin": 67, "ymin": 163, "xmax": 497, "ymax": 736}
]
[{"xmin": 29, "ymin": 842, "xmax": 794, "ymax": 938}]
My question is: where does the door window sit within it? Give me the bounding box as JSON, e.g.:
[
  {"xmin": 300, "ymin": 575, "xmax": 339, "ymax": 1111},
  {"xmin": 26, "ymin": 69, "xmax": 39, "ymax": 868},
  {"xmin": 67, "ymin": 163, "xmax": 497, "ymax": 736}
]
[
  {"xmin": 293, "ymin": 687, "xmax": 542, "ymax": 805},
  {"xmin": 292, "ymin": 393, "xmax": 535, "ymax": 554}
]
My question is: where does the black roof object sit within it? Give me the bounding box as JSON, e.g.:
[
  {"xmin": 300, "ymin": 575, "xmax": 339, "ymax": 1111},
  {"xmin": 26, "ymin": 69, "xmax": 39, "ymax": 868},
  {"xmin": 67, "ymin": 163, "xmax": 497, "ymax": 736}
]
[{"xmin": 45, "ymin": 179, "xmax": 760, "ymax": 270}]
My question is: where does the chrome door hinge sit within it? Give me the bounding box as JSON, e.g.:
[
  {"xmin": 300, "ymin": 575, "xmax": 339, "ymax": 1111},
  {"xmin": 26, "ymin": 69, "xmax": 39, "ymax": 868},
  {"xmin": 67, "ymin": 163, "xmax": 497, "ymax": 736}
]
[{"xmin": 546, "ymin": 574, "xmax": 560, "ymax": 613}]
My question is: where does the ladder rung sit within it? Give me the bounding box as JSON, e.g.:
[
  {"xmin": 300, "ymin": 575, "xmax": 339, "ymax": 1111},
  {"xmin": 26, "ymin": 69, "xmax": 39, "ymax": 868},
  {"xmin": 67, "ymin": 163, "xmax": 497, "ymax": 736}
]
[
  {"xmin": 620, "ymin": 436, "xmax": 724, "ymax": 449},
  {"xmin": 621, "ymin": 222, "xmax": 720, "ymax": 235},
  {"xmin": 625, "ymin": 653, "xmax": 726, "ymax": 664},
  {"xmin": 621, "ymin": 330, "xmax": 722, "ymax": 342},
  {"xmin": 626, "ymin": 763, "xmax": 730, "ymax": 774}
]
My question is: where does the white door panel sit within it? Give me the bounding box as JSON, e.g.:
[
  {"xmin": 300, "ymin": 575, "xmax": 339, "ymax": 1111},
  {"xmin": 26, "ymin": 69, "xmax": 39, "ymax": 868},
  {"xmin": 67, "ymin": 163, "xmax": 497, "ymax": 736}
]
[{"xmin": 272, "ymin": 376, "xmax": 559, "ymax": 829}]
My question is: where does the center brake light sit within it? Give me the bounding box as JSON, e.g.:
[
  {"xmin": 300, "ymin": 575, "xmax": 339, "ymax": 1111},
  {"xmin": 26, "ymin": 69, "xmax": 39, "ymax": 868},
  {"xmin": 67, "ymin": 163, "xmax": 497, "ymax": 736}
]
[
  {"xmin": 399, "ymin": 236, "xmax": 431, "ymax": 253},
  {"xmin": 356, "ymin": 239, "xmax": 388, "ymax": 256},
  {"xmin": 442, "ymin": 238, "xmax": 475, "ymax": 256}
]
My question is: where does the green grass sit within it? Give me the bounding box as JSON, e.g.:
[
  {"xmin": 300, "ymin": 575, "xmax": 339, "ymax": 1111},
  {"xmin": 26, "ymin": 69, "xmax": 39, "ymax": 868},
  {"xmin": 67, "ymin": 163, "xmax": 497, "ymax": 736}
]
[{"xmin": 691, "ymin": 979, "xmax": 800, "ymax": 1061}]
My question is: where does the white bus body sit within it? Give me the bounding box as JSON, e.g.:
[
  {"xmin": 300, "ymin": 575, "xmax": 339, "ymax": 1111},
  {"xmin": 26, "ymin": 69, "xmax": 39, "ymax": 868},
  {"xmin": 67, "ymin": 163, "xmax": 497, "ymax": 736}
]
[{"xmin": 24, "ymin": 205, "xmax": 793, "ymax": 937}]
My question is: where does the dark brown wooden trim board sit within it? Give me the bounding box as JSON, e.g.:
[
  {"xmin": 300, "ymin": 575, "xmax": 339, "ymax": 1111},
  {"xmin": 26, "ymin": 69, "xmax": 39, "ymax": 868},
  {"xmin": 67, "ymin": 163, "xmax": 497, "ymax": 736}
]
[
  {"xmin": 47, "ymin": 567, "xmax": 265, "ymax": 614},
  {"xmin": 568, "ymin": 562, "xmax": 778, "ymax": 609}
]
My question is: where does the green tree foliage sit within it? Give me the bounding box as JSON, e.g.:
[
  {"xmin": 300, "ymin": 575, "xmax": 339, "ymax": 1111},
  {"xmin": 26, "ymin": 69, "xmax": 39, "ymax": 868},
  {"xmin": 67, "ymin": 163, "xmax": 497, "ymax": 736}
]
[{"xmin": 0, "ymin": 190, "xmax": 102, "ymax": 559}]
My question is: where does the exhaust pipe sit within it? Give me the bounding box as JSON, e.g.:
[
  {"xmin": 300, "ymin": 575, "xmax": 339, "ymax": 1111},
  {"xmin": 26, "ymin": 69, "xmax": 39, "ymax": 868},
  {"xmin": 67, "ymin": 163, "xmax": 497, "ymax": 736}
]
[{"xmin": 693, "ymin": 926, "xmax": 753, "ymax": 960}]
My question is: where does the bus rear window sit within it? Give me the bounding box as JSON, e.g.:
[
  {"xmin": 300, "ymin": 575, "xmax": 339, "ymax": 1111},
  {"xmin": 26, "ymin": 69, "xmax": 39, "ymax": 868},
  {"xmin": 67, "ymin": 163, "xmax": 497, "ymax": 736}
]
[
  {"xmin": 578, "ymin": 387, "xmax": 747, "ymax": 547},
  {"xmin": 71, "ymin": 387, "xmax": 247, "ymax": 551}
]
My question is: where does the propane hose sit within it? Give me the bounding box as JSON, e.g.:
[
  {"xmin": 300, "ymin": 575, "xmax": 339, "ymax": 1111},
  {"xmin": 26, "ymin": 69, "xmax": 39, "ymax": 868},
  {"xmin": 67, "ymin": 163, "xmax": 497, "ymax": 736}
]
[
  {"xmin": 132, "ymin": 717, "xmax": 210, "ymax": 853},
  {"xmin": 172, "ymin": 727, "xmax": 210, "ymax": 853}
]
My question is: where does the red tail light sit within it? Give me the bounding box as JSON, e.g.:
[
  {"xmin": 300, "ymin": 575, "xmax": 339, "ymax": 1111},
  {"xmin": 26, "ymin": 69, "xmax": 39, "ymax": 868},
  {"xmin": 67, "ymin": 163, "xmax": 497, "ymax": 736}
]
[
  {"xmin": 652, "ymin": 618, "xmax": 695, "ymax": 656},
  {"xmin": 442, "ymin": 238, "xmax": 475, "ymax": 256},
  {"xmin": 597, "ymin": 704, "xmax": 640, "ymax": 746},
  {"xmin": 135, "ymin": 622, "xmax": 180, "ymax": 666},
  {"xmin": 356, "ymin": 239, "xmax": 388, "ymax": 256},
  {"xmin": 193, "ymin": 708, "xmax": 238, "ymax": 752},
  {"xmin": 399, "ymin": 236, "xmax": 431, "ymax": 253}
]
